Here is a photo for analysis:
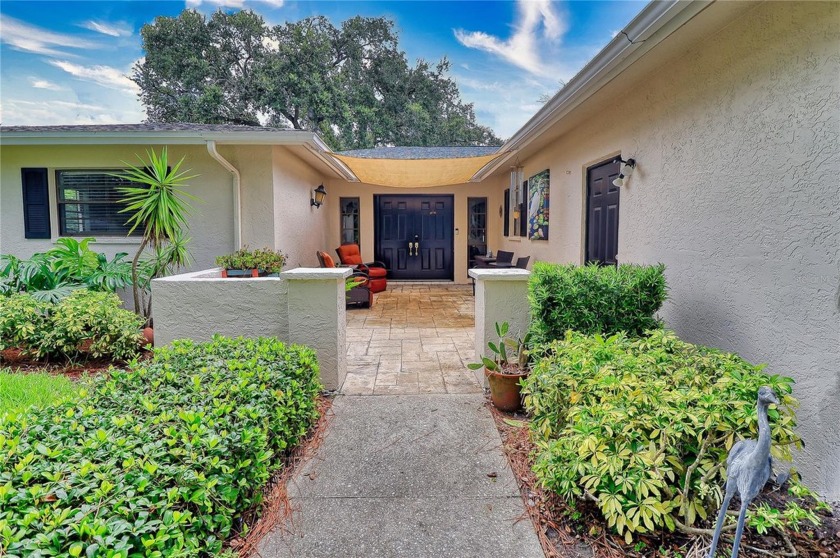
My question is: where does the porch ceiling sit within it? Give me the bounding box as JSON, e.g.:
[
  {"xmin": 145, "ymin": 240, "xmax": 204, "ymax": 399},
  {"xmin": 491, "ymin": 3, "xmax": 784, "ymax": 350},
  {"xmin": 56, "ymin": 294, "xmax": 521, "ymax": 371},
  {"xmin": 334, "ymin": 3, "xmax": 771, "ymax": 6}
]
[{"xmin": 329, "ymin": 153, "xmax": 502, "ymax": 187}]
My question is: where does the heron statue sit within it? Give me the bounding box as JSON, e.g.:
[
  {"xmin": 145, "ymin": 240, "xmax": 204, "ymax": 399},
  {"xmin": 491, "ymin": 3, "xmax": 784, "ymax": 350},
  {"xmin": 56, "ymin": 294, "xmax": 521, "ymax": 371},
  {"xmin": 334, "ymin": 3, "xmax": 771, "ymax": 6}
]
[{"xmin": 707, "ymin": 385, "xmax": 789, "ymax": 558}]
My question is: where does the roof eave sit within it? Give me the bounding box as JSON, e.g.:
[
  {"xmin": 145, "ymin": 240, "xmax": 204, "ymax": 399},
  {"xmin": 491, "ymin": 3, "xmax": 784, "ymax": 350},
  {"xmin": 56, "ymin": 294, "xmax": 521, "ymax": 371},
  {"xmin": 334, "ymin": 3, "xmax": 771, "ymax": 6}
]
[
  {"xmin": 0, "ymin": 128, "xmax": 360, "ymax": 182},
  {"xmin": 0, "ymin": 129, "xmax": 320, "ymax": 146},
  {"xmin": 471, "ymin": 0, "xmax": 713, "ymax": 182}
]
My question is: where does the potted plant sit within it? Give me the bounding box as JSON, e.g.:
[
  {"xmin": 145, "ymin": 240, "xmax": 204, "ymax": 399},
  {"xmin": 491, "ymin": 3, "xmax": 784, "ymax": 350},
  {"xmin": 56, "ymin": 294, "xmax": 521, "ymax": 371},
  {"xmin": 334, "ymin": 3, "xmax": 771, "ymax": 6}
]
[
  {"xmin": 216, "ymin": 247, "xmax": 286, "ymax": 278},
  {"xmin": 468, "ymin": 321, "xmax": 532, "ymax": 412}
]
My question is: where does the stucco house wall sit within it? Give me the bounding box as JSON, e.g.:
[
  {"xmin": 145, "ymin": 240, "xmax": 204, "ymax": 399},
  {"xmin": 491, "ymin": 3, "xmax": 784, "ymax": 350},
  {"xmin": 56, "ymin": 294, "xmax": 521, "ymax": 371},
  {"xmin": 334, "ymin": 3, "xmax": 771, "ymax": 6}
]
[
  {"xmin": 0, "ymin": 144, "xmax": 236, "ymax": 269},
  {"xmin": 272, "ymin": 146, "xmax": 332, "ymax": 269},
  {"xmin": 489, "ymin": 1, "xmax": 840, "ymax": 497},
  {"xmin": 0, "ymin": 142, "xmax": 334, "ymax": 272},
  {"xmin": 219, "ymin": 145, "xmax": 275, "ymax": 251}
]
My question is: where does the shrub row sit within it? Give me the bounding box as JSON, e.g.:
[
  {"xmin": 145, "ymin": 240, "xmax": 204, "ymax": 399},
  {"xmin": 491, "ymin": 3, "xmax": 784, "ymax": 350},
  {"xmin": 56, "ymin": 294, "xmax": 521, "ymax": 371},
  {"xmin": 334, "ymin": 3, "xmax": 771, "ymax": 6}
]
[
  {"xmin": 528, "ymin": 262, "xmax": 667, "ymax": 344},
  {"xmin": 0, "ymin": 336, "xmax": 322, "ymax": 556},
  {"xmin": 522, "ymin": 329, "xmax": 802, "ymax": 543},
  {"xmin": 0, "ymin": 291, "xmax": 143, "ymax": 362},
  {"xmin": 1, "ymin": 237, "xmax": 135, "ymax": 303}
]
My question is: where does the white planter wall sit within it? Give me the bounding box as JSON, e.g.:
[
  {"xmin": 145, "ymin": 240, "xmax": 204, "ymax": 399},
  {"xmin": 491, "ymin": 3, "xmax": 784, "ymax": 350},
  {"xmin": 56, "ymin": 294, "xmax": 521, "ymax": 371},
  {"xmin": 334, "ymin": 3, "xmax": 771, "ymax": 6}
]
[{"xmin": 152, "ymin": 267, "xmax": 350, "ymax": 390}]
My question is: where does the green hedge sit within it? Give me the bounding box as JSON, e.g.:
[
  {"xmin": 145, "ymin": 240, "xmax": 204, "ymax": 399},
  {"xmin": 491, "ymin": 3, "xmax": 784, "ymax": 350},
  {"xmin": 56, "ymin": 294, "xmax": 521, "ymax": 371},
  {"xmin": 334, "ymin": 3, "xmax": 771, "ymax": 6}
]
[
  {"xmin": 522, "ymin": 329, "xmax": 801, "ymax": 543},
  {"xmin": 0, "ymin": 291, "xmax": 143, "ymax": 361},
  {"xmin": 528, "ymin": 262, "xmax": 667, "ymax": 344},
  {"xmin": 0, "ymin": 336, "xmax": 321, "ymax": 557}
]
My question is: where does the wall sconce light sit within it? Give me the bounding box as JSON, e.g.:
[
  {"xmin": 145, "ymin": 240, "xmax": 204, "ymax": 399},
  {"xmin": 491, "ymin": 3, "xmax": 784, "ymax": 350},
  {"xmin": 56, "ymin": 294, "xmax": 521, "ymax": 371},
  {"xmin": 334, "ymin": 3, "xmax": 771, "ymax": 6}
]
[
  {"xmin": 612, "ymin": 157, "xmax": 636, "ymax": 187},
  {"xmin": 311, "ymin": 184, "xmax": 327, "ymax": 208}
]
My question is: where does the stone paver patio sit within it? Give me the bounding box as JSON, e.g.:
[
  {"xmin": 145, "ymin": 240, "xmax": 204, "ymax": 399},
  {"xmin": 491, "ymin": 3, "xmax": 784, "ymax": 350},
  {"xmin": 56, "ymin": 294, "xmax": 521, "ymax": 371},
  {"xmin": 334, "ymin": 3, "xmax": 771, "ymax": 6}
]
[{"xmin": 342, "ymin": 283, "xmax": 481, "ymax": 395}]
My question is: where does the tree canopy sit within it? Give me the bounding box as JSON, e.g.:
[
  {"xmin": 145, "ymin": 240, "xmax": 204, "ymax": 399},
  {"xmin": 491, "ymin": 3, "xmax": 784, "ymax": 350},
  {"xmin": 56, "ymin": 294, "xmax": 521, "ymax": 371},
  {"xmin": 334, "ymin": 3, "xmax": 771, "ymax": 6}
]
[{"xmin": 133, "ymin": 10, "xmax": 502, "ymax": 150}]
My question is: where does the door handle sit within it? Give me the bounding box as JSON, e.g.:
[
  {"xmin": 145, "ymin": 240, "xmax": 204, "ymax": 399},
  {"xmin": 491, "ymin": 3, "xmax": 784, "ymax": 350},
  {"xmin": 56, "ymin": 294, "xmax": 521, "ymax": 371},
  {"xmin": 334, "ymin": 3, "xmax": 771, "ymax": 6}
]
[{"xmin": 408, "ymin": 241, "xmax": 415, "ymax": 256}]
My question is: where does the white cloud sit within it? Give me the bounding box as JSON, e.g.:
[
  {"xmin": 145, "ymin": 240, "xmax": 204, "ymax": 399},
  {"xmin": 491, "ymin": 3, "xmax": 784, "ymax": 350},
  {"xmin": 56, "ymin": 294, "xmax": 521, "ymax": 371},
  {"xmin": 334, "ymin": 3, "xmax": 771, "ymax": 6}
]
[
  {"xmin": 80, "ymin": 20, "xmax": 132, "ymax": 38},
  {"xmin": 29, "ymin": 77, "xmax": 65, "ymax": 91},
  {"xmin": 47, "ymin": 60, "xmax": 139, "ymax": 95},
  {"xmin": 0, "ymin": 15, "xmax": 97, "ymax": 57},
  {"xmin": 454, "ymin": 0, "xmax": 567, "ymax": 77},
  {"xmin": 454, "ymin": 69, "xmax": 558, "ymax": 139},
  {"xmin": 0, "ymin": 98, "xmax": 144, "ymax": 126},
  {"xmin": 185, "ymin": 0, "xmax": 284, "ymax": 8}
]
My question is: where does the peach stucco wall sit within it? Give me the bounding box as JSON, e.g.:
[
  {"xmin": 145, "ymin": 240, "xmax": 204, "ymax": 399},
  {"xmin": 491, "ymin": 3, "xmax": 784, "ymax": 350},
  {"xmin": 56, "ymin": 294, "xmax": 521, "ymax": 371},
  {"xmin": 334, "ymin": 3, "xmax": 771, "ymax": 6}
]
[
  {"xmin": 271, "ymin": 146, "xmax": 331, "ymax": 269},
  {"xmin": 485, "ymin": 1, "xmax": 840, "ymax": 497}
]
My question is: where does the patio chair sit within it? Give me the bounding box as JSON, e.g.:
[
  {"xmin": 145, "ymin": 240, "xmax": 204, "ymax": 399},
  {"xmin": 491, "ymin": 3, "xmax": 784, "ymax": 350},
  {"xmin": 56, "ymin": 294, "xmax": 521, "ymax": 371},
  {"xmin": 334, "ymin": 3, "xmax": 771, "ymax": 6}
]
[
  {"xmin": 335, "ymin": 243, "xmax": 388, "ymax": 293},
  {"xmin": 496, "ymin": 250, "xmax": 515, "ymax": 265},
  {"xmin": 317, "ymin": 251, "xmax": 373, "ymax": 308},
  {"xmin": 515, "ymin": 256, "xmax": 530, "ymax": 269}
]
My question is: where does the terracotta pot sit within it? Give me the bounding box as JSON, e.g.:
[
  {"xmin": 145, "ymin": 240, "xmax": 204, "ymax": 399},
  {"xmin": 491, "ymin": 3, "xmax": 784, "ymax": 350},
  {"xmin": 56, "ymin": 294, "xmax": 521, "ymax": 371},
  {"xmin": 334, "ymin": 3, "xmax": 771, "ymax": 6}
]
[
  {"xmin": 142, "ymin": 327, "xmax": 154, "ymax": 346},
  {"xmin": 485, "ymin": 368, "xmax": 528, "ymax": 412}
]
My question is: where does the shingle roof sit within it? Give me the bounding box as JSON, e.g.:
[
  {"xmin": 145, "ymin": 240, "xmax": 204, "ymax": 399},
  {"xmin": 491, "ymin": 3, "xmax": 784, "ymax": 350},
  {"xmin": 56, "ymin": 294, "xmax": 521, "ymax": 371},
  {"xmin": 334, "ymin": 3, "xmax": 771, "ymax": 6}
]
[
  {"xmin": 0, "ymin": 123, "xmax": 292, "ymax": 133},
  {"xmin": 337, "ymin": 146, "xmax": 501, "ymax": 160}
]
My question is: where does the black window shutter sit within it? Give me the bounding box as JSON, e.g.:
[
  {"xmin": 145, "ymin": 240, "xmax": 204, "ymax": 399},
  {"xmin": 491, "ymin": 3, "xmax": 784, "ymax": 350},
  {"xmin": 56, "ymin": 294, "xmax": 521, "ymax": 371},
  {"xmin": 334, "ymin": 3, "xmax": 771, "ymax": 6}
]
[
  {"xmin": 503, "ymin": 188, "xmax": 510, "ymax": 237},
  {"xmin": 519, "ymin": 180, "xmax": 528, "ymax": 237},
  {"xmin": 21, "ymin": 168, "xmax": 51, "ymax": 239}
]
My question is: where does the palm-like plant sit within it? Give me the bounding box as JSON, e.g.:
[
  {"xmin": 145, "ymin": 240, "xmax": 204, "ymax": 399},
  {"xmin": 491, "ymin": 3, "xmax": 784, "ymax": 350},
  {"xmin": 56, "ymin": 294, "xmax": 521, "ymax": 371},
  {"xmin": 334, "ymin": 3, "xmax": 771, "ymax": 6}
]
[{"xmin": 111, "ymin": 148, "xmax": 197, "ymax": 324}]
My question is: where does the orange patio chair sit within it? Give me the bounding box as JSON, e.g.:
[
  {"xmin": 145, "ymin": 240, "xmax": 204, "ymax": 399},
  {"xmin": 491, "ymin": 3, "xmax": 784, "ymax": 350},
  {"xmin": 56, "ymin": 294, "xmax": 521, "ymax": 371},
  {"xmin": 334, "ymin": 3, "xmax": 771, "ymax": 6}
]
[
  {"xmin": 335, "ymin": 243, "xmax": 388, "ymax": 293},
  {"xmin": 317, "ymin": 250, "xmax": 373, "ymax": 308}
]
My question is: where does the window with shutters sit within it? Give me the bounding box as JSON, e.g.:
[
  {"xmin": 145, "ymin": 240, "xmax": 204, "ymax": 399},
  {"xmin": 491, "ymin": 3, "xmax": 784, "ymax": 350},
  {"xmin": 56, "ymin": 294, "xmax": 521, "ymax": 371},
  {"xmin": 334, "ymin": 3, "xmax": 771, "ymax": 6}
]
[
  {"xmin": 21, "ymin": 168, "xmax": 51, "ymax": 239},
  {"xmin": 56, "ymin": 170, "xmax": 142, "ymax": 236}
]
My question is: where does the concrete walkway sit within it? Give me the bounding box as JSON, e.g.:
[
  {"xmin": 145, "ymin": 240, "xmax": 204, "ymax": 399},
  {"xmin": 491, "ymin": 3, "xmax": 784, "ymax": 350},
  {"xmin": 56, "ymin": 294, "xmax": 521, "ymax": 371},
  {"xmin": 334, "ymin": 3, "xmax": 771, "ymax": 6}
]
[
  {"xmin": 257, "ymin": 394, "xmax": 544, "ymax": 557},
  {"xmin": 257, "ymin": 284, "xmax": 544, "ymax": 557}
]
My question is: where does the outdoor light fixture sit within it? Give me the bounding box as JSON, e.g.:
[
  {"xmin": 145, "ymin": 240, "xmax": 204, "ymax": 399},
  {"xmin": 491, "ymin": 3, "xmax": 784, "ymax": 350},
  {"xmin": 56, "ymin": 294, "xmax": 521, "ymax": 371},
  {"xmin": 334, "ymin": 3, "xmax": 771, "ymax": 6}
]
[
  {"xmin": 311, "ymin": 184, "xmax": 327, "ymax": 208},
  {"xmin": 612, "ymin": 157, "xmax": 636, "ymax": 187}
]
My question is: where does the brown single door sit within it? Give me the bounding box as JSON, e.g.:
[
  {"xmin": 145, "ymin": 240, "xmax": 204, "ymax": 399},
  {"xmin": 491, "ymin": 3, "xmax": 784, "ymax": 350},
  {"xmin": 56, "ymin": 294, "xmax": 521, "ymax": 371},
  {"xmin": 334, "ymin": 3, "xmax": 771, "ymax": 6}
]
[{"xmin": 586, "ymin": 158, "xmax": 621, "ymax": 265}]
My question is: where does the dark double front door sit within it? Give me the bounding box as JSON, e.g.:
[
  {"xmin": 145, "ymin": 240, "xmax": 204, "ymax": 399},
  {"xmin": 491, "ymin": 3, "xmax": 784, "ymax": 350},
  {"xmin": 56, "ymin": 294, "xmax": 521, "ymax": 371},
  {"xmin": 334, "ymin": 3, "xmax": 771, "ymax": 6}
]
[
  {"xmin": 375, "ymin": 195, "xmax": 454, "ymax": 280},
  {"xmin": 586, "ymin": 159, "xmax": 621, "ymax": 265}
]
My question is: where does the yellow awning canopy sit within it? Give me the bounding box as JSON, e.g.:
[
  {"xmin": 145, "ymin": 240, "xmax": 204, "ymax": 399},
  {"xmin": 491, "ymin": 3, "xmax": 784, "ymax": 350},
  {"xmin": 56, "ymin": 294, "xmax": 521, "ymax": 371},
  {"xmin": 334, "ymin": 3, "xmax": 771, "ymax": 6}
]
[{"xmin": 330, "ymin": 153, "xmax": 501, "ymax": 188}]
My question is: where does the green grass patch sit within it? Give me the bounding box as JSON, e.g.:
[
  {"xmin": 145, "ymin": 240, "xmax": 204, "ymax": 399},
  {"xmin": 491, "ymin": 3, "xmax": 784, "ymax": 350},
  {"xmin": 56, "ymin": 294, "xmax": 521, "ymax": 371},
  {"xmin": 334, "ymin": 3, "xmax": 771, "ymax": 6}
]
[{"xmin": 0, "ymin": 369, "xmax": 78, "ymax": 415}]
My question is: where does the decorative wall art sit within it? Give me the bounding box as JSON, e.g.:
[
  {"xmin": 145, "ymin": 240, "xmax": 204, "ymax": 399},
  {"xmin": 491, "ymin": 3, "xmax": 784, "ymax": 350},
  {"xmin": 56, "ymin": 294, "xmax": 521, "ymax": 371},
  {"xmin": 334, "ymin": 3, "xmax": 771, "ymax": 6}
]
[{"xmin": 528, "ymin": 169, "xmax": 549, "ymax": 240}]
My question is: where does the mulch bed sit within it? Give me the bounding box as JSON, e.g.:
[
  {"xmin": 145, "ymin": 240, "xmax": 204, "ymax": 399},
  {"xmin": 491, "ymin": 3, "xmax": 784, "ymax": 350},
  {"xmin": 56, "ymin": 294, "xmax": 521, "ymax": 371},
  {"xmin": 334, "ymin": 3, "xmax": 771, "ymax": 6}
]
[
  {"xmin": 1, "ymin": 348, "xmax": 151, "ymax": 380},
  {"xmin": 489, "ymin": 401, "xmax": 840, "ymax": 558},
  {"xmin": 229, "ymin": 394, "xmax": 336, "ymax": 557}
]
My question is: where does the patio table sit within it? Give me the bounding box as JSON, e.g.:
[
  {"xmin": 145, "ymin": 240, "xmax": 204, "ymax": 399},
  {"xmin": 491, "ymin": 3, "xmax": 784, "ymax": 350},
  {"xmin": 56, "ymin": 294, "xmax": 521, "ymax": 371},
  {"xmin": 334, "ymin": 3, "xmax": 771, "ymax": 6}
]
[{"xmin": 473, "ymin": 256, "xmax": 496, "ymax": 268}]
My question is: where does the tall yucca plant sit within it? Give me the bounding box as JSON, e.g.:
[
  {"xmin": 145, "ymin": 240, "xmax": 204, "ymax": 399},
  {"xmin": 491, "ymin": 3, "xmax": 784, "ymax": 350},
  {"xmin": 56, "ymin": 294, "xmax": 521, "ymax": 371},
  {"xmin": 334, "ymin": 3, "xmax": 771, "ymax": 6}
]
[{"xmin": 111, "ymin": 148, "xmax": 197, "ymax": 323}]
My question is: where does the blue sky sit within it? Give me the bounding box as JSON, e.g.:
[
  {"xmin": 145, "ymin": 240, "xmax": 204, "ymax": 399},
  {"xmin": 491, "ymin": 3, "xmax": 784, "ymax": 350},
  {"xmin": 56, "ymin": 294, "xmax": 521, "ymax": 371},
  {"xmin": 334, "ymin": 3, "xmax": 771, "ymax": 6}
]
[{"xmin": 0, "ymin": 0, "xmax": 645, "ymax": 139}]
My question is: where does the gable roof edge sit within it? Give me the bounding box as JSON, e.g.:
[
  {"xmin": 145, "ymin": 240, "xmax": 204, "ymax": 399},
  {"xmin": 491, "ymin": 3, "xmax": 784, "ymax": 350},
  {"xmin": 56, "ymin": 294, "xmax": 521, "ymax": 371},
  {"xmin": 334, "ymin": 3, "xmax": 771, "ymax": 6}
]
[{"xmin": 471, "ymin": 0, "xmax": 713, "ymax": 181}]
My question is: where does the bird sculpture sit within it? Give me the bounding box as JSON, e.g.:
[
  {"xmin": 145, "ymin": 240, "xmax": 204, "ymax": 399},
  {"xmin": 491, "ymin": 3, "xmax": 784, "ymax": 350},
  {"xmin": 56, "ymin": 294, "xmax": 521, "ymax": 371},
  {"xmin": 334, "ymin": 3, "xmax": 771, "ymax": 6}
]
[{"xmin": 707, "ymin": 385, "xmax": 788, "ymax": 558}]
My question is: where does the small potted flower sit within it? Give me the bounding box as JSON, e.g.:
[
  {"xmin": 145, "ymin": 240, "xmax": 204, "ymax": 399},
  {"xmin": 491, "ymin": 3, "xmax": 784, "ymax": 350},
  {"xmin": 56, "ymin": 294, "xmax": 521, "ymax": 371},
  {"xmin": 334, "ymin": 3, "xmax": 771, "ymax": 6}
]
[
  {"xmin": 216, "ymin": 247, "xmax": 286, "ymax": 278},
  {"xmin": 468, "ymin": 321, "xmax": 532, "ymax": 412}
]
